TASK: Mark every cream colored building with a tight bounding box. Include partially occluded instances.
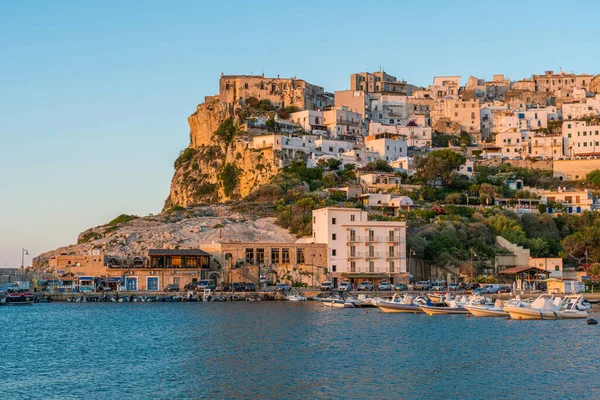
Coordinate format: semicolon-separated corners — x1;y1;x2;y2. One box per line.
530;134;562;159
562;120;600;157
535;187;596;214
431;99;480;133
553;159;600;181
350;71;417;95
311;207;407;285
563;96;600;120
369;121;432;147
529;258;563;278
494;130;529;158
291;110;328;135
532;70;593;95
334;90;370;119
430;76;461;99
323;106;365;140
365;132;407;162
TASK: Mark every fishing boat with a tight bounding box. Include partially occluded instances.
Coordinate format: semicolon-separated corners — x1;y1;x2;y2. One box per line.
504;295;589;320
376;294;425;313
0;290;35;306
465;298;509;318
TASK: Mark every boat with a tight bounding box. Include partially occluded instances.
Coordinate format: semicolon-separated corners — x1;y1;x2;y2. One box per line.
320;293;356;308
504;295;589;320
419;298;468;315
0;290;35;306
376;294;425;313
286;293;307;301
465;298;509;318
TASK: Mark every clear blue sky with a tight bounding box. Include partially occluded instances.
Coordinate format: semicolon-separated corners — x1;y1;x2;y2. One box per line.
1;0;598;267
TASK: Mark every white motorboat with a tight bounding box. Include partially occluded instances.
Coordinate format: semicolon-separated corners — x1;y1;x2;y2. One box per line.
286;293;307;302
320;294;356;308
376;294;424;313
420;298;468;315
504;295;589;320
465;299;509;318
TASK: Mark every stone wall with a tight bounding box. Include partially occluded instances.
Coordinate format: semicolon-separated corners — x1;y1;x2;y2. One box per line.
553;159;600;181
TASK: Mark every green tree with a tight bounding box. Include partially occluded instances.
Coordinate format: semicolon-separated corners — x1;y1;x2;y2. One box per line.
413;149;466;186
586;169;600;186
365;159;393;172
214;118;238;144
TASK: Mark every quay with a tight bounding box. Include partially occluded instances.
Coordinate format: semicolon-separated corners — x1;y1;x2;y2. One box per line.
30;290;600;302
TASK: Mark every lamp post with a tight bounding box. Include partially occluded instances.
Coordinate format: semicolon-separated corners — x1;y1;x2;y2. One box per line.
21;247;29;280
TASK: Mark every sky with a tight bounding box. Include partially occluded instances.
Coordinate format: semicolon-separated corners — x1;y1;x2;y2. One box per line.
1;0;599;267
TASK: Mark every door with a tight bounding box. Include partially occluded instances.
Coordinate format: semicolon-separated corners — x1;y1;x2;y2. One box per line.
126;277;137;291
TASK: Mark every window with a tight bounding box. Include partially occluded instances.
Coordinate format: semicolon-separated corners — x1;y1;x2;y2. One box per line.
350;230;356;241
256;248;265;264
368;246;375;257
389;261;395;273
271;249;280;264
350;261;356;273
454;112;458;117
332;249;337;256
368;230;375;241
332;233;337;241
332;218;336;225
332;265;337;272
282;248;290;264
313;216;316;223
173;277;180;286
244;83;248;89
245;249;254;264
369;261;375;273
147;277;159;291
389;246;395;257
225;83;230;90
568;124;571;129
388;230;395;241
296;248;305;263
350;246;356;257
555;266;560;272
350;214;355;222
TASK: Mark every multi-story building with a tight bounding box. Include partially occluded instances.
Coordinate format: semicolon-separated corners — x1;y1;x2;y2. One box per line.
530;134;562;159
219;74;333;110
323;106;365;140
365;132;407;162
491;110;519;134
494;130;529;158
314;138;355;156
369;122;432;147
563;95;600;120
431;99;481;133
516;106;559;131
350;71;416;95
311;207;407;286
532;70;593;95
535;187;597;214
290;110;328;135
339;149;382;168
562;120;600;157
529;258;563;278
334;90;370;119
430;76;461;99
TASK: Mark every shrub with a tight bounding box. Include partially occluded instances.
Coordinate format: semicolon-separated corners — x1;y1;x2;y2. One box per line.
219;163;239;197
174;148;196;169
107;214;137;226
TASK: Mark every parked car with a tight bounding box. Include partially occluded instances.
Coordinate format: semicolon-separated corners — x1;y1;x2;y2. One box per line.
232;282;243;291
496;286;511;293
413;281;430;291
357;281;374;291
431;282;445;291
184;282;201;291
338;282;352;292
242;282;256;292
197;280;216;290
394;283;408;291
378;281;393;291
448;283;460;291
164;284;180;292
320;281;333;291
275;283;291;292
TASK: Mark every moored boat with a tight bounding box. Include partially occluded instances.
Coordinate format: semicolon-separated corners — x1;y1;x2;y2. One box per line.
465;299;509;318
504;295;589;320
0;290;35;306
376;294;424;313
420;298;468;315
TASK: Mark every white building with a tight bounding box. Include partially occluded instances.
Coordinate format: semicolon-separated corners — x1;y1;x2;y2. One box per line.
315;138;355;156
339;149;382;168
563;95;600;120
562;120;600;157
365;133;407;162
529;258;563;279
535;187;597;214
494;130;529;158
311;207;407;286
323;106;365;140
369;121;432;147
290;110;328;135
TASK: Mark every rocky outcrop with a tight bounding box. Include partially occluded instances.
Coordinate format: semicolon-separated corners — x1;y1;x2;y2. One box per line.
163;140;280;210
33;205;295;267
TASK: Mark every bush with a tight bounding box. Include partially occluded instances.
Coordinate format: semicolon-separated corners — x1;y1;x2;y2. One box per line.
219;163;239;197
107;214;137;226
213;118;238;144
174;148;196;169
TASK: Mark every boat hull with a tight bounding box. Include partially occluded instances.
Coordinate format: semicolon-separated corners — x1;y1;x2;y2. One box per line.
465;306;508;318
420;305;468;315
377;302;422;313
505;307;588;320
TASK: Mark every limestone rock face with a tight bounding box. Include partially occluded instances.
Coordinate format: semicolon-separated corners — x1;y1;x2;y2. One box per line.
163;140;280;210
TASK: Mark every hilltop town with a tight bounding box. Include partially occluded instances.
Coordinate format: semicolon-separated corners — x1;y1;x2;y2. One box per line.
28;69;600;293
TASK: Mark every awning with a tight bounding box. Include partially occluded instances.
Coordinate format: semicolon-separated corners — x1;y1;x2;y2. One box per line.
78;276;94;281
99;277;121;283
499;266;549;275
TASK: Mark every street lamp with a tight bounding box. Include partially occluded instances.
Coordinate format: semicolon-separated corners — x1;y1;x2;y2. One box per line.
21;247;29;280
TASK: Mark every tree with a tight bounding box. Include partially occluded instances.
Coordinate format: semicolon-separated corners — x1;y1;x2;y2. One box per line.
214;118;238;144
365;159;393;172
413;149;466;186
265;117;276;132
586;169;600;187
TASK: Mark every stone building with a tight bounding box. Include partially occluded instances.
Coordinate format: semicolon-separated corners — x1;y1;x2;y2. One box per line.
532;70;593;95
350;71;417;95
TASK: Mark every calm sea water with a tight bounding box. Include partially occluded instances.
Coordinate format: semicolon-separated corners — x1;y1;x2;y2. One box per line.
1;302;599;399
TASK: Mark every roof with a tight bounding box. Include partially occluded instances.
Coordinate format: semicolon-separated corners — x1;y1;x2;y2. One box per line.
499;266;549;275
148;249;211;257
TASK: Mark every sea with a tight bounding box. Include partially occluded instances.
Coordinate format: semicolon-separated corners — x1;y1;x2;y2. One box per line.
1;302;599;399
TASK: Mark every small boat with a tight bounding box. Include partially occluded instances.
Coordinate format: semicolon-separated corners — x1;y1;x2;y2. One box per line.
376;294;425;313
321;293;356;308
465;299;509;318
0;290;35;306
504;295;589;320
286;293;307;302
